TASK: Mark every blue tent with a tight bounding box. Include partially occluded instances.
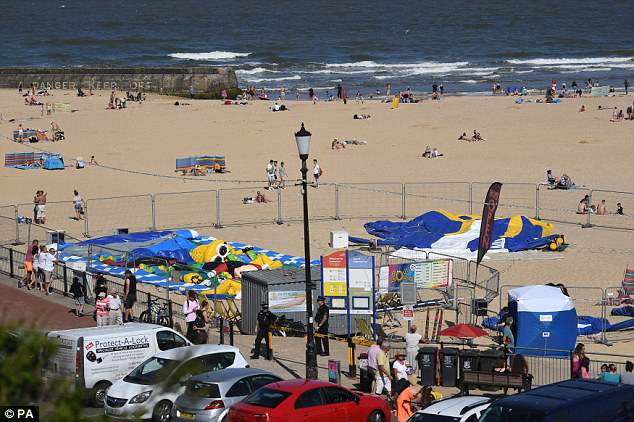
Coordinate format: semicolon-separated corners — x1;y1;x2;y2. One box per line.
43;155;64;170
509;285;577;357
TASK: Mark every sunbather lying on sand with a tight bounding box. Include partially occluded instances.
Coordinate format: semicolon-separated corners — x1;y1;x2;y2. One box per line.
353;114;371;119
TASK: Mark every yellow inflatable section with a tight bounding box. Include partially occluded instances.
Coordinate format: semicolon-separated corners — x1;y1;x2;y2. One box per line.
202;279;241;296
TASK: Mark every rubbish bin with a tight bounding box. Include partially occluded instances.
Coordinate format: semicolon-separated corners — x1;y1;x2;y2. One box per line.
440;347;459;387
479;348;504;372
417;347;438;386
459;349;480;375
358;354;372;393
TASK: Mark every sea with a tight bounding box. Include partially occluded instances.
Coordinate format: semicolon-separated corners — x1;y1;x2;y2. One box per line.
3;0;634;95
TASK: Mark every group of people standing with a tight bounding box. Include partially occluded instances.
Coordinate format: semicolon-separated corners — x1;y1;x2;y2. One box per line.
571;342;634;385
20;239;55;294
265;160;288;190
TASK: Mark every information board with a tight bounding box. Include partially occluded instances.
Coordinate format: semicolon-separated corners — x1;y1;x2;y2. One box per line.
347;251;374;315
380;259;453;292
322;251;347;297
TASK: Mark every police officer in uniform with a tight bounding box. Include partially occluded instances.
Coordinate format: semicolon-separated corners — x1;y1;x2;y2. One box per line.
315;296;330;356
251;302;276;360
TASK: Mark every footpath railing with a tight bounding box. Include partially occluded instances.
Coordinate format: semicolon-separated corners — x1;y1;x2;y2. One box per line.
2;181;633;242
0;243;176;328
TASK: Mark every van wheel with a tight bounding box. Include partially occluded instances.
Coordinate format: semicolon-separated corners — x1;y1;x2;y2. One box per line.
368;410;385;422
91;381;111;407
152;400;173;422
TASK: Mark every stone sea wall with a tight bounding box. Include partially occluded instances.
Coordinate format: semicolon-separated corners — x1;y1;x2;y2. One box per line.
0;67;238;98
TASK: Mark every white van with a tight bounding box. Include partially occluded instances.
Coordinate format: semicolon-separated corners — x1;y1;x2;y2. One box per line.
46;323;191;407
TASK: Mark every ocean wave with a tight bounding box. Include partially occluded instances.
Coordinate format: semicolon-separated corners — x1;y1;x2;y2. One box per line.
470;71;496;76
513;70;535;74
244;75;302;83
329;79;343;82
235;67;278;75
297;86;335;91
458;80;479;84
325;60;469;70
506;56;633;65
561;67;612;73
169;51;251;60
299;69;376;75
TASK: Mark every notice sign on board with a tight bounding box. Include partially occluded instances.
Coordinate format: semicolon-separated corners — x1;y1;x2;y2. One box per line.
403;305;414;321
322;251;347;297
382;259;453;292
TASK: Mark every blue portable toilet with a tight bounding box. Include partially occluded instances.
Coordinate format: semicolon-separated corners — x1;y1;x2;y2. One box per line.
43;155;64;170
508;285;577;357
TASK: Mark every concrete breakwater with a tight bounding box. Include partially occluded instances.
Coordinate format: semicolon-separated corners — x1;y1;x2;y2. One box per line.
0;67;238;98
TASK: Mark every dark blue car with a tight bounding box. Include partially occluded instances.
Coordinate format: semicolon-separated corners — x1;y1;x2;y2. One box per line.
479;379;634;422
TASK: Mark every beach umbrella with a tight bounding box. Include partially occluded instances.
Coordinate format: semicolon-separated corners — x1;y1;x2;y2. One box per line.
439;323;489;339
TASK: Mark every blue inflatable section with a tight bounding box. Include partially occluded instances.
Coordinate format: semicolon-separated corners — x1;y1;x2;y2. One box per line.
611;306;634;317
485;315;634;337
356;211;555;252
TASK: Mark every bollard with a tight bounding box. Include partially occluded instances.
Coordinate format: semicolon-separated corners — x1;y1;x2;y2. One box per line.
347;338;356;377
267;330;273;360
229;321;234;346
63;265;68;296
219;318;224;344
9;249;15;278
168;300;174;328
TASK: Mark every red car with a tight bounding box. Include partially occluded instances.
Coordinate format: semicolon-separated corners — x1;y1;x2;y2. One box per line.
228;379;389;422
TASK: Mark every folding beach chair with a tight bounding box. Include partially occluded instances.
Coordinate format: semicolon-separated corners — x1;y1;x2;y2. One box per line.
621;267;634;304
354;317;375;340
376;293;402;328
374;324;406;344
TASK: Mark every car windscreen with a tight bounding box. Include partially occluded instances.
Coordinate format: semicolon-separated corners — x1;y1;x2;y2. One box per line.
185;380;221;398
123;357;179;385
479;405;546;422
408;414;460;422
243;387;291;408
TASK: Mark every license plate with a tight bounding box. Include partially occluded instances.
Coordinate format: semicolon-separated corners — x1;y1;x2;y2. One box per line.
105;407;123;416
177;411;196;420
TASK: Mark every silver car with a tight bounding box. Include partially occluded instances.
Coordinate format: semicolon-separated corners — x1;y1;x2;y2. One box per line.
173;368;282;422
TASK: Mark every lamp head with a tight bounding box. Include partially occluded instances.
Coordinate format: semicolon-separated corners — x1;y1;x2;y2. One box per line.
294;122;311;159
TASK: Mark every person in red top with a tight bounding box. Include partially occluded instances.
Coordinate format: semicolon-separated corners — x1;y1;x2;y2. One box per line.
396;374;422;422
96;292;110;327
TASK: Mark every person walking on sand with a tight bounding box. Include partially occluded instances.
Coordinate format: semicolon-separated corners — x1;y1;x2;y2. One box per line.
312;159;322;187
73;190;84;220
33;190;47;224
625;80;630;95
266;160;275;190
278;162;287;189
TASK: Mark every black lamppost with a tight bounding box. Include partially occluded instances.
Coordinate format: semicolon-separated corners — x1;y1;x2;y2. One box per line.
295;122;318;380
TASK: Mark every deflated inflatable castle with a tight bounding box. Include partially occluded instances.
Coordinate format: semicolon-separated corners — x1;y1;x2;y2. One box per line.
351;210;560;257
59;230;318;297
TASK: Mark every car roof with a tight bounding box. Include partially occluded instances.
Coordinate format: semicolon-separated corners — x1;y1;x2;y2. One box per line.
190;368;277;384
154;344;240;360
48;322;165;338
420;396;492;417
265;379;339;393
491;379;634;412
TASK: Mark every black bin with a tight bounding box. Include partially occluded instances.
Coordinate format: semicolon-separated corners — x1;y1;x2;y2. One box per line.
479;349;504;372
358;354;372;393
440;347;459;387
459;349;480;375
417;347;438;386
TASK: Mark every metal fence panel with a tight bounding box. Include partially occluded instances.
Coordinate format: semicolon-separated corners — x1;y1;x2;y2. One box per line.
588;190;634;231
280;183;336;223
536;185;590;225
218;187;278;226
17;201;84;238
338;183;402;219
154;190;217;230
86;195;153;237
404;182;470;218
472;182;537;218
0;216;17;246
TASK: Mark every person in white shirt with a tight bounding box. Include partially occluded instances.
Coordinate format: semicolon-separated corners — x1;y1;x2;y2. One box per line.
405;325;423;371
622;361;634;385
392;353;409;380
265;160;275;190
108;292;123;325
312;159;321;187
39;246;56;295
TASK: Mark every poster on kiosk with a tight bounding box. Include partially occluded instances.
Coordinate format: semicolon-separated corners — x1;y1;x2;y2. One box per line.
321;250;375;337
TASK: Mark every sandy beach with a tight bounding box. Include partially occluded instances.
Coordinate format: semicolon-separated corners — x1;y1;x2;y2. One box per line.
1;88;633;355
